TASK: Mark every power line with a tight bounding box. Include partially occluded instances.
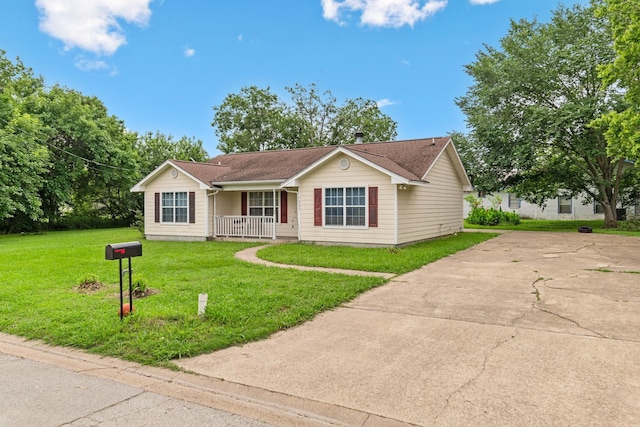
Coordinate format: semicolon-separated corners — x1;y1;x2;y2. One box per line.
0;115;138;172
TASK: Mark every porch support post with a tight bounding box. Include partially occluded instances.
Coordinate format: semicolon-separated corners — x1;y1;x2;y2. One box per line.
272;189;277;240
213;192;217;238
204;190;209;239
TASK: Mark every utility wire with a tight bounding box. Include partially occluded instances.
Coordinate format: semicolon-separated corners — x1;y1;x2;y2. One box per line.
0;115;138;172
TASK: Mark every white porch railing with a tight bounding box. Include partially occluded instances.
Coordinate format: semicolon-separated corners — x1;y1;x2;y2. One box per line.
214;216;275;239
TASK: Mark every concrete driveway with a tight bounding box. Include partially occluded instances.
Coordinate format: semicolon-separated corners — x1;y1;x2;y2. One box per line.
177;231;640;426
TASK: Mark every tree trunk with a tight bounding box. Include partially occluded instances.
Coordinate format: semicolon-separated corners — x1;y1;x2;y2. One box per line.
603;205;617;228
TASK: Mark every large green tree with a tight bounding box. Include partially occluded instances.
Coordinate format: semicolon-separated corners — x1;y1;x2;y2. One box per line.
136;131;209;176
456;4;627;227
0;51;47;230
212;83;397;153
593;0;640;160
28;86;139;224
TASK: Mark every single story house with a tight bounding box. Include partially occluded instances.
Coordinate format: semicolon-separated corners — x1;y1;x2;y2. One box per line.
463;191;638;220
131;137;472;246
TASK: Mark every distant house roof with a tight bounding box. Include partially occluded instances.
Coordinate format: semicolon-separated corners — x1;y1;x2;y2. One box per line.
132;137;471;191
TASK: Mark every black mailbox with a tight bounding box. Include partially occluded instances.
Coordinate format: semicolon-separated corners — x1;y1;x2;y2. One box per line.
105;241;142;260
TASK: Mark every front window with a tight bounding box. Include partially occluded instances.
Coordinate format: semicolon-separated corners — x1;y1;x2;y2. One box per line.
162;192;188;223
249;191;279;220
594;200;605;214
558;196;572;214
325;187;366;227
508;194;521;209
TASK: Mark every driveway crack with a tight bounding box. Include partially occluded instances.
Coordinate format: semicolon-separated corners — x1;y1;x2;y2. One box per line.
532;306;607;338
433;331;517;424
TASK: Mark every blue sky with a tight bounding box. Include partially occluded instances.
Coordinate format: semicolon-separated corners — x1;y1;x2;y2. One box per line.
2;0;588;156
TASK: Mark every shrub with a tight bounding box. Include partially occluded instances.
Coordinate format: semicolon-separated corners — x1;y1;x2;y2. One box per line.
465;193;521;226
619;215;640;231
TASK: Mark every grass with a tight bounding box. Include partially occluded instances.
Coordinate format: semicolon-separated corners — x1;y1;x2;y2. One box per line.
0;228;386;367
258;232;498;275
464;219;640;236
0;228;496;368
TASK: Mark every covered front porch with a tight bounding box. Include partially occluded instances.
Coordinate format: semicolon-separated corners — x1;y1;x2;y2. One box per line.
210;188;298;240
214;215;277;239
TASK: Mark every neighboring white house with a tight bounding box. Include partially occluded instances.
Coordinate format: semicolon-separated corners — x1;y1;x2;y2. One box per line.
463;191;638;220
131;137;473;246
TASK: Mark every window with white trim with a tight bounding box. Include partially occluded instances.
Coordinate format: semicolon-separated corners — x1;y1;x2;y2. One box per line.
593;200;605;214
558;196;572;214
249;191;279;220
508;194;521;209
325;187;366;226
162;192;188;223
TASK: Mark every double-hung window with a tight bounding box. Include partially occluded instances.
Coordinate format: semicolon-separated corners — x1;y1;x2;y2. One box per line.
508;194;521;209
162;192;188;223
593;199;605;214
249;191;279;221
558;196;572;214
325;187;366;226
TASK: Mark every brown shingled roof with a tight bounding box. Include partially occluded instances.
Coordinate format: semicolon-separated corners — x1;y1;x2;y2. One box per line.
206;146;335;182
344;137;450;181
173;137;452;185
170;160;230;184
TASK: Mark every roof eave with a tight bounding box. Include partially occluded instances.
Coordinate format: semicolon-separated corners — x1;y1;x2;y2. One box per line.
281;146;417;187
130;160;214;192
422;138;473;189
213;179;285;191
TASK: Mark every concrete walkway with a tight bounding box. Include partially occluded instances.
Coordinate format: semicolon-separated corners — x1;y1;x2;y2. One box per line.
235;245;396;279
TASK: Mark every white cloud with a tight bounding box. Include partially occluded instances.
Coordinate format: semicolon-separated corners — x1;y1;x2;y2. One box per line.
377;98;397;108
469;0;499;4
401;59;411;66
74;57;108;71
35;0;152;56
238;34;244;42
321;0;447;27
184;47;195;57
74;56;118;75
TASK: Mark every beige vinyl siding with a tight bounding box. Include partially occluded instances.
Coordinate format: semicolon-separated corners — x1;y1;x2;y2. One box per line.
143;169;207;240
397;149;463;244
214;192;241;216
298;156;396;245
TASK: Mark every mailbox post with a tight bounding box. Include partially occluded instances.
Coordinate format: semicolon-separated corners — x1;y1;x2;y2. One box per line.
105;241;142;320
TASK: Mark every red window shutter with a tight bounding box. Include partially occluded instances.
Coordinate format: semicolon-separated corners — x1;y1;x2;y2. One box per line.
241;192;247;216
189;192;196;223
280;191;288;223
369;187;378;227
154;193;160;223
314;188;322;226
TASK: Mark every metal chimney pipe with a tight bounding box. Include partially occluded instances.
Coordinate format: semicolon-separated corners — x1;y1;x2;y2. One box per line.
355;131;364;144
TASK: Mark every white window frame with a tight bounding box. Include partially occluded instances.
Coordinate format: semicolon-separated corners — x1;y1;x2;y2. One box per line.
508;194;521;209
558;196;572;214
593;200;605;214
248;191;279;222
324;187;367;228
162;191;188;223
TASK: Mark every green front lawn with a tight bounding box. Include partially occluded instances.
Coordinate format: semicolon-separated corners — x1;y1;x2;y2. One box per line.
258;232;498;275
0;228;386;367
0;228;496;367
464;219;640;236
